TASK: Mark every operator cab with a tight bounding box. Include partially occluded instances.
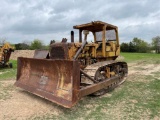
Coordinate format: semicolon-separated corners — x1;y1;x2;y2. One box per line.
73;21;120;58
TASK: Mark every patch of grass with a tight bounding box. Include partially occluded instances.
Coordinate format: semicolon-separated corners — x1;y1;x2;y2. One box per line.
0;60;17;80
29;74;160;120
0;53;159;120
136;77;160;118
121;52;160;63
151;71;160;78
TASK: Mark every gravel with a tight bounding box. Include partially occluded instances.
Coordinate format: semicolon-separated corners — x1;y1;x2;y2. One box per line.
10;50;35;60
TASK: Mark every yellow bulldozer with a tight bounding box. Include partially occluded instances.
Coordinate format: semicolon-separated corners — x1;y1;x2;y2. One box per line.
0;43;14;68
14;21;128;108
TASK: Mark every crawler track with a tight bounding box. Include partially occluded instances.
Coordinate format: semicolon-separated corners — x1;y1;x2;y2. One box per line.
81;60;128;96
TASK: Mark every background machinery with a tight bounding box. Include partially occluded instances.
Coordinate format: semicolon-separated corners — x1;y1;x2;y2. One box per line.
0;43;14;68
15;21;128;108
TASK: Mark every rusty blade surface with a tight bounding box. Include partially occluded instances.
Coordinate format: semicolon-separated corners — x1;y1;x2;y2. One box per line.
15;57;80;108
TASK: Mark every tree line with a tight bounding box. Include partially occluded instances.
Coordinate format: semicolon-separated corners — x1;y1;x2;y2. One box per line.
14;39;55;50
1;36;160;53
0;38;48;50
120;36;160;53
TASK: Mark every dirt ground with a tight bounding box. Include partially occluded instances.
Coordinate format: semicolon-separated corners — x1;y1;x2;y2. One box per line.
0;52;160;120
0;61;159;120
10;50;35;60
0;84;61;120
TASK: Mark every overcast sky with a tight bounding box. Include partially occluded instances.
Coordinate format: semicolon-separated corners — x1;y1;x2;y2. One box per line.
0;0;160;44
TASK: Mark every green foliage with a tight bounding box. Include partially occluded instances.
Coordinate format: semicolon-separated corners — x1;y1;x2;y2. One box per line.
14;39;51;50
30;39;44;50
152;36;160;49
152;36;160;53
129;41;136;52
121;37;150;53
132;37;150;53
15;43;30;50
120;43;129;52
43;45;49;50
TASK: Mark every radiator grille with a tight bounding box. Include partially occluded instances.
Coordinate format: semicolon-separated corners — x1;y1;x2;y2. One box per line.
50;46;65;59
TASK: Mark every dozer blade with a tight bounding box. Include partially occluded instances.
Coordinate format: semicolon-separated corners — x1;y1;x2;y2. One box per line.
15;57;80;108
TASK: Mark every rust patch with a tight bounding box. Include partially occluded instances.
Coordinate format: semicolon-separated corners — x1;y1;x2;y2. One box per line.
15;57;80;108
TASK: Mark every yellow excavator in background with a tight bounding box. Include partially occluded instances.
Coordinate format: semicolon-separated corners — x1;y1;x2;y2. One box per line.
0;43;14;68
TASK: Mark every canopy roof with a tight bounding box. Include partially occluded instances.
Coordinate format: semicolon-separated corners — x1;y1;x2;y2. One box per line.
73;21;117;32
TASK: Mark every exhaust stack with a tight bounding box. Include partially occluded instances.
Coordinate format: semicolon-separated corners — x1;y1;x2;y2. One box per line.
71;31;74;42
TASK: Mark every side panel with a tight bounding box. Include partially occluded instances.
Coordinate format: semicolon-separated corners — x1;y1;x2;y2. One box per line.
15;57;80;108
33;50;49;59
